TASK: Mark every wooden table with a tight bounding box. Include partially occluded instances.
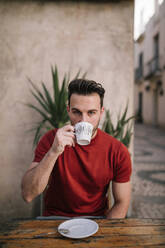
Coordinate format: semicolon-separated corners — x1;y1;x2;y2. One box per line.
0;218;165;247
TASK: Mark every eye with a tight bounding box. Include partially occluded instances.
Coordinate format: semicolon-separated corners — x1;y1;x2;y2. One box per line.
72;110;81;115
88;111;96;116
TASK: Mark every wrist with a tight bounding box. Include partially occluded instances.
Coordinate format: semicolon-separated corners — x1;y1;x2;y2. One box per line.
48;147;61;158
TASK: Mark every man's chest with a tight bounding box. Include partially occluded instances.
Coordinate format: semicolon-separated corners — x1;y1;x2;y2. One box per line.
56;147;114;190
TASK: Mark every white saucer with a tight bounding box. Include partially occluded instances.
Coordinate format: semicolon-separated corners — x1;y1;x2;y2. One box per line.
58;218;99;239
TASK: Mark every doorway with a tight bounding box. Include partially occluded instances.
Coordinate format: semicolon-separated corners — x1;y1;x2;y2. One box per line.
137;92;143;123
153;88;158;126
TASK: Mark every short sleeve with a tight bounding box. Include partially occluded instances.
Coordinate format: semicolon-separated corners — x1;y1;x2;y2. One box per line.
113;143;132;183
33;129;57;163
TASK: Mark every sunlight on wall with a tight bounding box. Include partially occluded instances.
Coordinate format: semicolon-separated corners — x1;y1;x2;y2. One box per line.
134;0;164;40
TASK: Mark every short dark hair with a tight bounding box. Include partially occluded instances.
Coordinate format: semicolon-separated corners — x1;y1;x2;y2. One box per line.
68;79;105;107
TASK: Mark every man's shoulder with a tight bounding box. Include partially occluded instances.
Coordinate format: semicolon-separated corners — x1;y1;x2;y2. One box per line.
98;129;130;155
33;128;57;162
44;128;57;137
98;128;122;146
37;128;57;147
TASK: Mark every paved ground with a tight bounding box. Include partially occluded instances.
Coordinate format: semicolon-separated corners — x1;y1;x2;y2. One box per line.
131;123;165;218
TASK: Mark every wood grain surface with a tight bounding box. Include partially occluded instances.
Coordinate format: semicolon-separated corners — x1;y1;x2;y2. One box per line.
0;218;165;247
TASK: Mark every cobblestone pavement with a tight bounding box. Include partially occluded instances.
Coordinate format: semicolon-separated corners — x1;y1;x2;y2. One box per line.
131;123;165;218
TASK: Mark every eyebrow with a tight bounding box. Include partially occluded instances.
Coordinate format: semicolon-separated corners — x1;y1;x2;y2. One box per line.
71;108;98;112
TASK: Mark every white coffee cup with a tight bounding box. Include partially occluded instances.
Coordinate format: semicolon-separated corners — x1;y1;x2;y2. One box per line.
75;122;93;145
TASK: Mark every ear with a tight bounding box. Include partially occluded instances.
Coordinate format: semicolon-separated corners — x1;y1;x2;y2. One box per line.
101;106;104;114
100;106;104;118
67;105;70;113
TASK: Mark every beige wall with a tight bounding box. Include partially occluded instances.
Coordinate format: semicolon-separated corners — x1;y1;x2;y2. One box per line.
0;0;134;222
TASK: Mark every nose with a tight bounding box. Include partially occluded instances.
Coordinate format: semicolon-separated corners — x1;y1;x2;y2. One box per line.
80;113;88;122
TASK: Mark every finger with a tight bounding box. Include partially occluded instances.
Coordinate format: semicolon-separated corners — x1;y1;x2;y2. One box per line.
64;139;74;147
64;137;75;147
63;131;75;138
72;138;75;147
62;125;74;132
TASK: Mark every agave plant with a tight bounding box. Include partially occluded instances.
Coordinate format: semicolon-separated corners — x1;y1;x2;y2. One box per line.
102;104;135;148
26;65;86;146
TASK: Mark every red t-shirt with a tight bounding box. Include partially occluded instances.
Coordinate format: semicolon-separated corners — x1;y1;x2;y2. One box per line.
33;128;132;217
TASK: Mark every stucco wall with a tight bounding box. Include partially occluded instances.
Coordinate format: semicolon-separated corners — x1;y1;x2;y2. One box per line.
0;0;134;222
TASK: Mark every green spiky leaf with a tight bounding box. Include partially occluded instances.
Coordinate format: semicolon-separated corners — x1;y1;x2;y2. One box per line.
26;65;86;146
102;105;135;148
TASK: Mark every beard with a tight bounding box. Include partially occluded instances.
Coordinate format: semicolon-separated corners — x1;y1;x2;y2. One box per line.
91;119;100;138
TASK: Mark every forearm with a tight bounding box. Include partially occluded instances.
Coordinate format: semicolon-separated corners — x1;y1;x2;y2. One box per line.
21;149;59;202
106;201;129;219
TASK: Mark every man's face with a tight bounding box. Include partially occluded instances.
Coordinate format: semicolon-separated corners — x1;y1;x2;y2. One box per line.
67;93;104;137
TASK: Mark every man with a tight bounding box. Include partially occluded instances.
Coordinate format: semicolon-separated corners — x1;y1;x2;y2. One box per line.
21;79;132;219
